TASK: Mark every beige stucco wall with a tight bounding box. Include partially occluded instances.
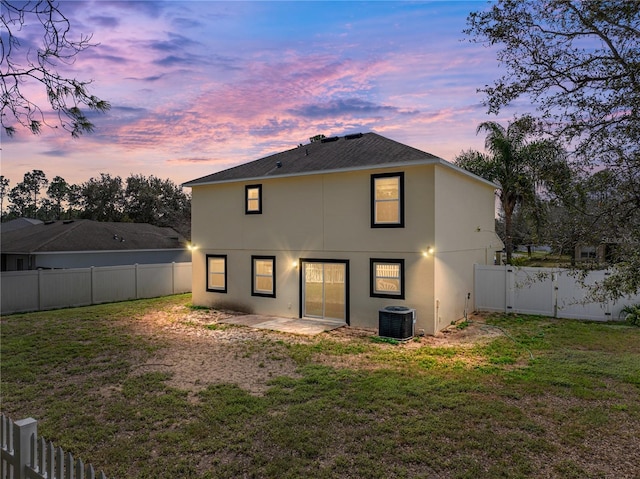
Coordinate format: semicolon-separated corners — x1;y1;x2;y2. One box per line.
191;248;435;331
190;162;496;334
432;166;501;329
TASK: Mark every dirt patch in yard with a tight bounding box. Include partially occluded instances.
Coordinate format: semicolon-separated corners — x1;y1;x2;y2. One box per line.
130;307;502;396
130;307;304;396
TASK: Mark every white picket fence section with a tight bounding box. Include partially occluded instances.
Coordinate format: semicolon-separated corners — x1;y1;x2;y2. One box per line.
0;262;192;315
0;415;107;479
474;264;640;320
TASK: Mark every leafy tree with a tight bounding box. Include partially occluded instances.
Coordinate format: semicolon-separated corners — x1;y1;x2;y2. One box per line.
8;182;31;217
1;0;110;136
78;173;125;222
66;183;84;218
465;1;639;167
47;176;70;219
124;174;191;238
37;198;57;221
23;169;48;215
0;176;9;219
455;117;566;263
7;169;48;218
465;0;640;299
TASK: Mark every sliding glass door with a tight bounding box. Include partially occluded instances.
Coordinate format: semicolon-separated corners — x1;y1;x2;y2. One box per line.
302;261;347;322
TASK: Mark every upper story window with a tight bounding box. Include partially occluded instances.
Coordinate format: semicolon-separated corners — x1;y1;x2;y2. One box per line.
245;184;262;214
371;172;404;228
206;254;227;293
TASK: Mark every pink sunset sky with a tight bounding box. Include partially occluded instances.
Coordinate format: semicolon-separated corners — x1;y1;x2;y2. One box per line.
2;0;527;190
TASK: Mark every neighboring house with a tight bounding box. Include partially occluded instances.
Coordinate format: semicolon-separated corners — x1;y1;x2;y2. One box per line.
1;219;190;271
0;217;43;232
184;132;502;335
575;244;603;263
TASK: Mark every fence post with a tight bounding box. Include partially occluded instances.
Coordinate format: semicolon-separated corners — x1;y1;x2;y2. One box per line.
604;271;613;320
91;266;96;305
503;265;508;313
13;417;37;479
552;271;559;318
38;269;44;311
172;262;176;294
135;263;139;299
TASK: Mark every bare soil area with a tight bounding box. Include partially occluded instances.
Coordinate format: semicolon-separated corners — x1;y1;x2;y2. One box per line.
130;307;500;396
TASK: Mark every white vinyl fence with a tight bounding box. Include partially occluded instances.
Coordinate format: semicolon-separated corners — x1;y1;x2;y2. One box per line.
474;264;640;321
1;414;107;479
0;262;191;315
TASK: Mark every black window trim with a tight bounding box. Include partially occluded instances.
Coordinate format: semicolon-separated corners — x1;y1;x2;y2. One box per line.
245;184;263;214
370;258;405;299
206;254;228;293
371;172;404;228
251;255;276;298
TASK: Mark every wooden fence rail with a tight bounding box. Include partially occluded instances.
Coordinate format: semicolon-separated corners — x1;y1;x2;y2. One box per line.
0;415;108;479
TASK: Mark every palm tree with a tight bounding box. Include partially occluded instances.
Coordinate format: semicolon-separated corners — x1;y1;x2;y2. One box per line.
455;116;566;264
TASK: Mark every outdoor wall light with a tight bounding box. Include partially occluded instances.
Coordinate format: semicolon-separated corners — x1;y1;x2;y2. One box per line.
422;246;434;257
187;243;198;251
292;261;299;268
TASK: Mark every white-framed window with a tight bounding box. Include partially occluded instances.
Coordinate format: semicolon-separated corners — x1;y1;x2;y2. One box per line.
370;258;405;299
245;184;262;214
206;254;227;293
371;172;404;227
252;255;276;297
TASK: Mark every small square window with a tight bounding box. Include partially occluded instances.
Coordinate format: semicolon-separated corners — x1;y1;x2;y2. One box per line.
252;256;276;297
371;172;404;227
246;184;262;214
206;254;227;293
370;258;405;299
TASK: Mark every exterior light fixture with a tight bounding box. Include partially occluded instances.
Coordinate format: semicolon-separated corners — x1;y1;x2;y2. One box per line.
292;260;298;268
187;243;198;251
422;246;434;257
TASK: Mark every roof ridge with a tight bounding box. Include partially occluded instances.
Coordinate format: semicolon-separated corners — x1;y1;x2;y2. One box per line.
183;132;444;187
33;219;84;252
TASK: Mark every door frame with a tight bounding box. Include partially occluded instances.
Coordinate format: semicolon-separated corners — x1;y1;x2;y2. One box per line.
298;258;350;325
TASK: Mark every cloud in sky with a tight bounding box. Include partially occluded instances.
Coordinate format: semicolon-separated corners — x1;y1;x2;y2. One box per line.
2;0;523;190
289;98;419;119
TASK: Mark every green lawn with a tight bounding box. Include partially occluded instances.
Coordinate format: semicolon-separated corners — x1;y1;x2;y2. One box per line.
2;295;639;478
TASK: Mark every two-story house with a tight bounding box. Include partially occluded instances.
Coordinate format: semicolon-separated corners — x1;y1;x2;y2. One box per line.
183;132;501;335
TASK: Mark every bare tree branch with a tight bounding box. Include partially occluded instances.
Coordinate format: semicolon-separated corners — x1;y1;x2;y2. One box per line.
1;0;110;137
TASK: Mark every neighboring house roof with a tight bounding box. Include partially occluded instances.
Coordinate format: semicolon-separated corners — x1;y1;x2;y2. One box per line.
183;132;497;188
1;218;44;233
0;220;186;254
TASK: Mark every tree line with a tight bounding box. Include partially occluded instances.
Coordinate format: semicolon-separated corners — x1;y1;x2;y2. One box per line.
0;171;191;239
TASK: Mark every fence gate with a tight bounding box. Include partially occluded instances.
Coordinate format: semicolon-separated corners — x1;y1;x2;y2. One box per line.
474;265;635;321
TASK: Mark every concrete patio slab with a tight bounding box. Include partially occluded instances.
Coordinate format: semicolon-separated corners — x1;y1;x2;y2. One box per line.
219;315;345;335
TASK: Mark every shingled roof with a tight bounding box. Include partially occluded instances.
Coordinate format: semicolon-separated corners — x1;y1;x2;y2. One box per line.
0;217;43;233
183;132;445;187
0;220;186;254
